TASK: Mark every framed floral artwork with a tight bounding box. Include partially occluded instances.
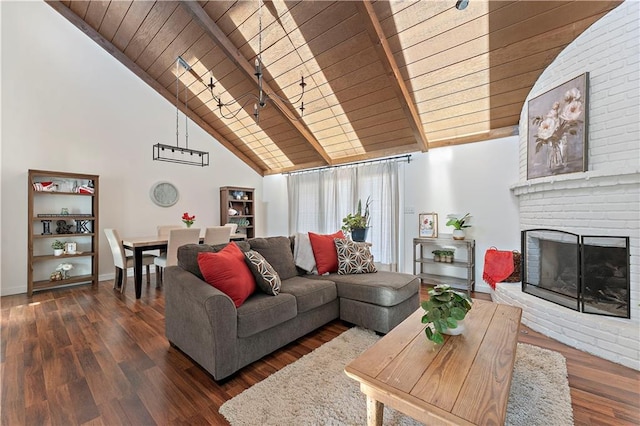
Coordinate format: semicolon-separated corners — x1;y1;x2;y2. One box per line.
527;73;588;179
419;213;438;238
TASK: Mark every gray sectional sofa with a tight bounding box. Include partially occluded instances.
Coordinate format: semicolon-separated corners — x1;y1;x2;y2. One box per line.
164;236;419;381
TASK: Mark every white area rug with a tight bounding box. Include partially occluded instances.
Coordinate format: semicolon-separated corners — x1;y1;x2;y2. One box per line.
220;327;573;426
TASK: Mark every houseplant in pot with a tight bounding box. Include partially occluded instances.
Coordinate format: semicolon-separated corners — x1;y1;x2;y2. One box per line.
446;213;471;240
421;284;473;344
341;196;371;242
52;240;65;256
442;249;455;263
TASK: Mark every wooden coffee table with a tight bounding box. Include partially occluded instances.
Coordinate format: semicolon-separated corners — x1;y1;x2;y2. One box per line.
345;299;522;425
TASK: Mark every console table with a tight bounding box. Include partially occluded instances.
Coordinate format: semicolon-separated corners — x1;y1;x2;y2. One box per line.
413;235;475;294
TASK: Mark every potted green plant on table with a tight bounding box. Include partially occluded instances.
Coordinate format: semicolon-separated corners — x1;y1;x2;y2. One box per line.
341;196;371;242
446;213;471;240
432;249;442;262
421;284;473;344
52;240;65;256
442;249;455;263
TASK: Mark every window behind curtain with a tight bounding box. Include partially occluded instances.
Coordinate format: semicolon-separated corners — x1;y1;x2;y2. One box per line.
287;161;400;268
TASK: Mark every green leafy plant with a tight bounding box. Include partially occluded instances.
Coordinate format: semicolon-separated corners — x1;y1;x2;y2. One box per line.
51;240;65;250
421;284;473;344
445;213;471;230
341;196;371;233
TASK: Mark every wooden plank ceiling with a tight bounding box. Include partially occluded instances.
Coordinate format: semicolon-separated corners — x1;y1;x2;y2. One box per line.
48;0;621;175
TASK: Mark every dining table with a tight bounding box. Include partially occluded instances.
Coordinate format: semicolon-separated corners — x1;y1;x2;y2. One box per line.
121;232;247;299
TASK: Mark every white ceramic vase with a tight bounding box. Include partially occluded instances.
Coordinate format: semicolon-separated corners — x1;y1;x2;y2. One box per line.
443;319;466;336
452;229;465;240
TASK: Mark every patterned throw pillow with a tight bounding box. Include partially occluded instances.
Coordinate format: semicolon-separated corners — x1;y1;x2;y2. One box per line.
244;250;281;295
335;239;377;275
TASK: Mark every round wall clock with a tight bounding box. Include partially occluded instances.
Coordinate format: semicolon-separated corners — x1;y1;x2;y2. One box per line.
150;181;179;207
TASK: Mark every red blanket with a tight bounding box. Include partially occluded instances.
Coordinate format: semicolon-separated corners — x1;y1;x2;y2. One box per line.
483;248;514;289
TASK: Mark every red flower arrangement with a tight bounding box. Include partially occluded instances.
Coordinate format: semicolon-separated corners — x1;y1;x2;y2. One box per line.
182;212;196;227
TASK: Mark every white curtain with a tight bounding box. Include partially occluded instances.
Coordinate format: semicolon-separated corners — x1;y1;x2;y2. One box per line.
287;160;400;268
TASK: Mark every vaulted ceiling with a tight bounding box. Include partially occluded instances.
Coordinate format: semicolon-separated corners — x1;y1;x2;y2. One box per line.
47;0;621;175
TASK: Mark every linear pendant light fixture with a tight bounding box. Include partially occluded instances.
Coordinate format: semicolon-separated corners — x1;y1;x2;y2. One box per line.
153;57;210;167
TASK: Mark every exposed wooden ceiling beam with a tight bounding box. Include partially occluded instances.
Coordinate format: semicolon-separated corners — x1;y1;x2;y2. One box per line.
428;126;520;148
355;0;429;152
180;0;333;166
45;0;265;176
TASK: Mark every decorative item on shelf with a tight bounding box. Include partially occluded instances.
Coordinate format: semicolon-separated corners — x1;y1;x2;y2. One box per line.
419;212;438;238
75;220;91;233
228;208;239;216
431;249;454;263
421;284;473;344
65;242;77;255
443;249;454;263
242;195;249;200
50;271;63;281
32;181;57;192
61;208;69;215
56;220;73;234
182;212;196;228
76;184;94;194
41;220;52;235
432;250;442;262
341;196;371;242
446;213;471;240
52;240;65;256
55;263;73;280
234;218;250;227
232;191;244;200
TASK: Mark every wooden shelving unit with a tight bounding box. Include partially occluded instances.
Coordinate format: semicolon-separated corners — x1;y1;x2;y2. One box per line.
220;186;255;239
413;235;475;294
28;170;99;296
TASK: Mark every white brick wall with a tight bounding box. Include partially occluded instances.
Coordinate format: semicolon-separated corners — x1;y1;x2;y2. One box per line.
506;1;640;370
494;283;639;370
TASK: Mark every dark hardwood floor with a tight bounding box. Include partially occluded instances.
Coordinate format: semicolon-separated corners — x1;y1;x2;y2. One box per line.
1;279;638;425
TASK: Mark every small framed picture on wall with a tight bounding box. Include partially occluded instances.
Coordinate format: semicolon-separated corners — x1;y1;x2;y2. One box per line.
419;213;438;238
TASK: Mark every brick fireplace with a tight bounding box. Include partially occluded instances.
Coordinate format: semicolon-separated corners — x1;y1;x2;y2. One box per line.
493;3;639;370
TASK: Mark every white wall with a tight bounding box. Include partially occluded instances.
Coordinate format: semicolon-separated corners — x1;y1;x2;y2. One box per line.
0;1;263;295
262;137;522;293
401;138;520;292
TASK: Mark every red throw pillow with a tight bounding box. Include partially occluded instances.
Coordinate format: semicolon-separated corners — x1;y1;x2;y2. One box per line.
308;231;346;275
197;242;256;307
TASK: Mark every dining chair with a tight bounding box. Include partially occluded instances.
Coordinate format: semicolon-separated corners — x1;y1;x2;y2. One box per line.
204;226;232;245
157;225;183;238
154;228;201;285
104;228;158;293
224;223;238;235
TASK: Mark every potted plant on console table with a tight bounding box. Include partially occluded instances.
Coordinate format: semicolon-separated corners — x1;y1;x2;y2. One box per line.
421;284;473;344
446;213;471;240
341;196;372;242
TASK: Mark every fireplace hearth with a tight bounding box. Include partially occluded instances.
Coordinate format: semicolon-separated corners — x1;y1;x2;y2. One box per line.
522;229;630;318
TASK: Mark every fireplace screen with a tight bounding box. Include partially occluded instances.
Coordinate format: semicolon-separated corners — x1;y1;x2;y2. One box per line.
522;229;629;319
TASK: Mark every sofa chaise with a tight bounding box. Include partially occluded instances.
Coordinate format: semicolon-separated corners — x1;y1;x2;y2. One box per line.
164;236;419;380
